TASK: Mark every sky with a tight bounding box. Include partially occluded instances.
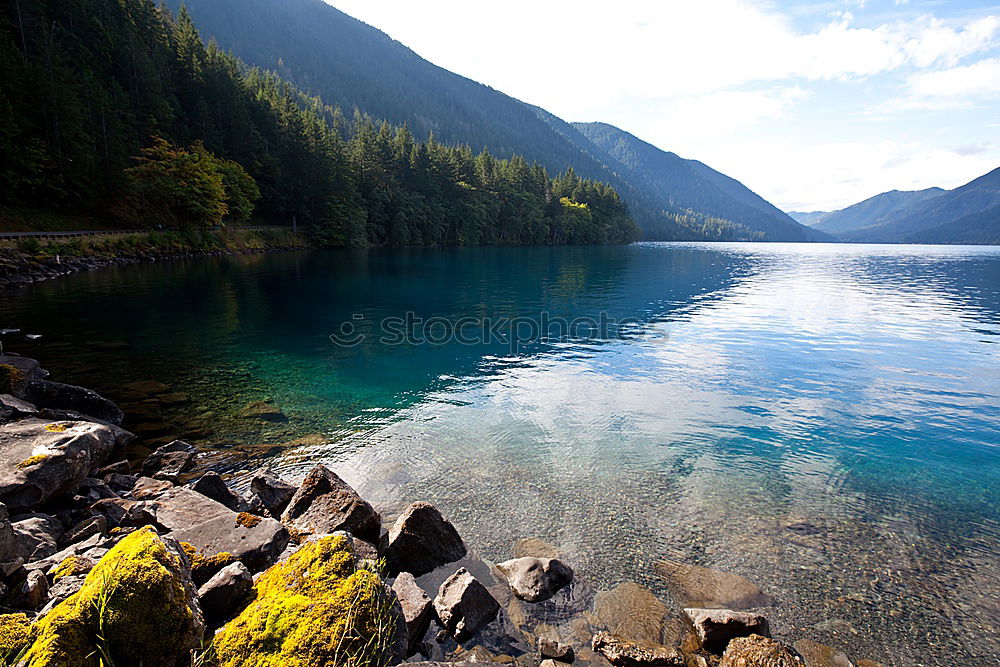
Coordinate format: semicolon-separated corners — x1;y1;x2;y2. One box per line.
326;0;1000;213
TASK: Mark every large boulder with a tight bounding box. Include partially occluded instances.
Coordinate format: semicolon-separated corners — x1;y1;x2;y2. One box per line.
683;608;770;654
212;534;406;667
0;502;16;562
19;380;124;425
654;560;775;610
433;567;500;642
385;502;466;577
496;556;573;603
141;440;196;479
0;419;132;512
191;472;250;513
197;561;253;626
151;487;289;573
392;571;433;656
249;469;296;517
20;527;205;666
591;631;685;667
280;464;381;543
0;393;38;423
720;635;803;666
593;582;672;644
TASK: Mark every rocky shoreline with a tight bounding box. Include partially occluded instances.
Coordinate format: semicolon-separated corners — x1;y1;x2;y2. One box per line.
0;231;306;291
0;352;885;666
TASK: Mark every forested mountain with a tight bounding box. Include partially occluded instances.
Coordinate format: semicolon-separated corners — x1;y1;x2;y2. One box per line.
164;0;817;242
0;0;637;246
570;122;822;241
907;204;1000;245
809;188;945;234
839;168;1000;243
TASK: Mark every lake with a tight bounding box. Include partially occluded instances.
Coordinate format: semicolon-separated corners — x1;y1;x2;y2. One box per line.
3;242;999;664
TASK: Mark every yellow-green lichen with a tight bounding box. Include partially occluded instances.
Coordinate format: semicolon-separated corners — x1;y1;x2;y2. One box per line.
235;512;262;528
213;535;402;667
17;454;50;469
180;542;237;584
44;423;69;433
51;556;90;583
21;526;202;667
0;364;26;394
0;613;36;661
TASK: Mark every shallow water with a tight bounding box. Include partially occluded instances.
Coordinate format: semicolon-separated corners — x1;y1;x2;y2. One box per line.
3;243;999;664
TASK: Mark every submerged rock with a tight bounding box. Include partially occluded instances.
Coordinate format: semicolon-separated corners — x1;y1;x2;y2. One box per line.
654;560;775;610
0;419;131;512
385;501;466;577
280;464;381;543
593;582;671;644
591;631;685;667
793;639;854;667
496;556;573;603
719;634;803;666
238;399;288;422
212;534;406;667
433;567;500;642
539;637;575;663
683;608;770;654
20;527;205;666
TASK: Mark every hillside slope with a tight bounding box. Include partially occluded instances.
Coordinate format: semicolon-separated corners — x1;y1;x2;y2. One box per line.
573;122;823;242
842;169;1000;243
814;188;944;234
166;0;817;242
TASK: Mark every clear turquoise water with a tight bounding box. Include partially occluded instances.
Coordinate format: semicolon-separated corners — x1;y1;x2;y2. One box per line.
3;243;999;664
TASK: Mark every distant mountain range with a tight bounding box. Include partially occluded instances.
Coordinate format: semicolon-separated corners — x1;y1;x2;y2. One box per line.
165;0;820;243
790;169;1000;244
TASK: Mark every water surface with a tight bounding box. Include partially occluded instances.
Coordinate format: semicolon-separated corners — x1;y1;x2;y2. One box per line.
3;243;999;665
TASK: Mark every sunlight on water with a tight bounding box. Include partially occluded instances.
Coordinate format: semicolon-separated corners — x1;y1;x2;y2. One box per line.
3;242;999;665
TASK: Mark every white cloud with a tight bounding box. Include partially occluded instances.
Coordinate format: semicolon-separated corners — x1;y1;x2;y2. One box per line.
908;57;1000;100
656;86;811;140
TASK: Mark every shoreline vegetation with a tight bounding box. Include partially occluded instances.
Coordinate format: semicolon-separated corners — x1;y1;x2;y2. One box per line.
0;352;887;666
1;0;638;250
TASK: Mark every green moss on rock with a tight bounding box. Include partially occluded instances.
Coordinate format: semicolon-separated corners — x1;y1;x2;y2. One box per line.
0;613;36;660
22;527;204;667
52;556;90;583
213;535;404;667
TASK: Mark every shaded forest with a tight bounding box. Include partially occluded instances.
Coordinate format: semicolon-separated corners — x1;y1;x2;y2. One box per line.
0;0;638;246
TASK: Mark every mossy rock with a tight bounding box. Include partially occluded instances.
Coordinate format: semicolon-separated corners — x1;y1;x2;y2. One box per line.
0;364;27;394
21;526;204;667
0;613;35;661
213;535;405;667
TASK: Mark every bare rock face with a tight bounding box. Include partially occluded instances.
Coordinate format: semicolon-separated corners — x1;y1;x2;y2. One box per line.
496;556;573;603
197;561;253;625
719;634;803;666
191;471;250;513
0;501;16;562
683;608;770;655
655;560;775;610
433;567;500;642
16;569;50;610
591;631;685;667
385;501;466;577
12;513;63;561
280;464;381;543
249;469;296;517
793;639;854;667
153;487;289;572
19;380;124;425
141;440;196;479
0;418;131;511
392;571;433;656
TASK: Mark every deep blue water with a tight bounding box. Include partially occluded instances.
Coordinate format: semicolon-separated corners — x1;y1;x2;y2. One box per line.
3;242;998;664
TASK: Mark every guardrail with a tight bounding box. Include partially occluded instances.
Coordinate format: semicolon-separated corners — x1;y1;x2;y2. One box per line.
0;225;292;240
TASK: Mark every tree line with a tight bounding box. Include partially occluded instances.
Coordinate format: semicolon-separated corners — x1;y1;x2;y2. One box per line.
0;0;637;246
